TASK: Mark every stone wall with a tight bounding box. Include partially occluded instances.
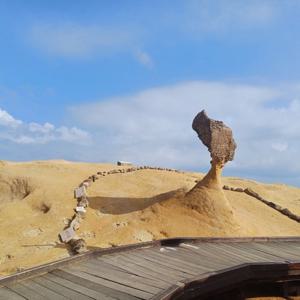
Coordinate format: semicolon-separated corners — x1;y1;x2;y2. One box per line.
59;165;183;254
223;185;300;223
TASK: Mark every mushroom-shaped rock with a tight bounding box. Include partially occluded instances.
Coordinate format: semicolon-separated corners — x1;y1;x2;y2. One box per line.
192;110;236;165
191;110;236;189
184;110;238;232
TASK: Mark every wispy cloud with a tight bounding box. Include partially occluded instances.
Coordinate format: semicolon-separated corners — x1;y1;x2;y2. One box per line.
134;50;153;68
70;80;300;185
30;23;135;58
27;1;282;66
0;108;91;145
29;22;154;68
183;0;278;34
271;142;288;152
0;108;22;128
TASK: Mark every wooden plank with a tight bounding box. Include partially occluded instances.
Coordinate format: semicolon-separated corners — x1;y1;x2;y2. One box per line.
199;243;260;264
1;238;300;288
162;247;219;271
0;241;160;287
85;258;167;289
229;243;288;262
279;244;300;255
194;243;250;265
178;244;237;269
0;287;26;300
177;246;236;269
251;243;300;261
142;248;211;273
235;244;285;261
82;258;132;274
70;263;160;294
7;283;48;300
280;241;300;251
179;243;236;266
214;243;278;262
126;251;194;277
59;268;152;299
204;243;258;263
97;255;175;285
1;239;299;300
21;280;68;300
33;276;94;300
272;245;300;260
170;243;236;272
120;253;186;281
45;273;116;300
51;270;137;300
132;248;199;273
272;242;300;258
79;260;164;291
133;249;201;275
277;242;300;253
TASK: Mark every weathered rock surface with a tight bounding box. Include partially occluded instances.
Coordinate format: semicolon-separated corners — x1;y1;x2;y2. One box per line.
184;110;238;231
190;110;237;189
192;110;236;164
68;238;87;254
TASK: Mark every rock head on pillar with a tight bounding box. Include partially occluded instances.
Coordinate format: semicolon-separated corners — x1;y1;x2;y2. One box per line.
184;110;239;232
191;110;236;189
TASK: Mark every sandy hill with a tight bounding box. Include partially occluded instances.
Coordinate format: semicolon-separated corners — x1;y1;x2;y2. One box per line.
0;160;300;275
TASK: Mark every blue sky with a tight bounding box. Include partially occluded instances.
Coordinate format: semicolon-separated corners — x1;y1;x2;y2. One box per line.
1;0;300;186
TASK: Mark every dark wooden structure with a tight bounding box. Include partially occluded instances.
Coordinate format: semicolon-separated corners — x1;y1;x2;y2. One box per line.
1;237;300;299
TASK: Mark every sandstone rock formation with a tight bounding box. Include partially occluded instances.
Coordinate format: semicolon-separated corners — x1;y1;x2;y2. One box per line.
184;110;238;231
192;110;236;165
191;110;236;189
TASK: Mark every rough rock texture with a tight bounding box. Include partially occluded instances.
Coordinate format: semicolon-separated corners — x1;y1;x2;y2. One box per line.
184;110;239;230
190;110;237;189
192;110;236;165
68;238;87;254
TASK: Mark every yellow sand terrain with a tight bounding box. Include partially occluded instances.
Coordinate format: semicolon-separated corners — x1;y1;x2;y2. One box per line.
0;160;299;275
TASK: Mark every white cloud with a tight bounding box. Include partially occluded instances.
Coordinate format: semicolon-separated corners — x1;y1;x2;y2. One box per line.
184;0;277;34
70;80;300;185
29;22;153;68
56;126;91;144
29;122;55;133
0;108;22;128
29;22;155;68
271;142;288;152
134;50;153;68
26;1;280;65
30;23;136;58
0;108;91;145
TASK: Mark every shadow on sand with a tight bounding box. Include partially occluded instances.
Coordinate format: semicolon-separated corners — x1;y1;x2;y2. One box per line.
88;188;186;215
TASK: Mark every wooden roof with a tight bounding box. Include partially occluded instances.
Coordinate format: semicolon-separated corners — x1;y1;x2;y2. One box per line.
1;237;300;299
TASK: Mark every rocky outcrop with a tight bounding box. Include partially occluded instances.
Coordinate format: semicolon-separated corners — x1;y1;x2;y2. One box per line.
224;185;300;223
192;110;236;165
191;110;236;189
184;111;238;231
59;165;185;254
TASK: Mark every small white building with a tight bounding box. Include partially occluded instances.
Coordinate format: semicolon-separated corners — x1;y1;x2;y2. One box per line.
117;161;132;166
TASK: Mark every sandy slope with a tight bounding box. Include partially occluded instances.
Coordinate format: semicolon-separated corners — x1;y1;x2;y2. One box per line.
0;160;299;275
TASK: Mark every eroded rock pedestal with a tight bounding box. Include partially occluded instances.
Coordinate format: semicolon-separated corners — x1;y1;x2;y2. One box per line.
184;110;238;232
192;110;236;189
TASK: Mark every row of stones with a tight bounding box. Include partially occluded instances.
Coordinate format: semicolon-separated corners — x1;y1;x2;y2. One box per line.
59;165;183;254
223;185;300;223
96;166;182;176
